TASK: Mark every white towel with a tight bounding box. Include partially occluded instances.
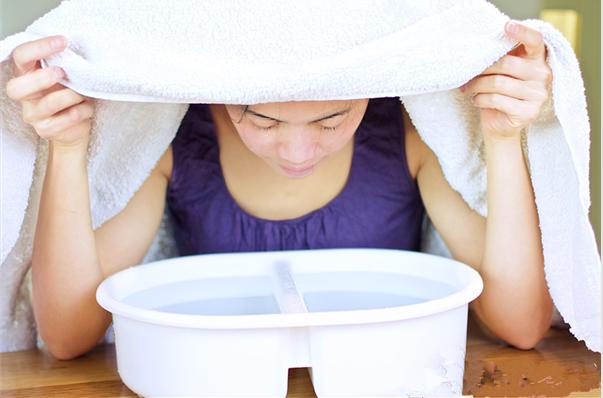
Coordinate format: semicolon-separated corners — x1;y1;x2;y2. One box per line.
0;0;599;354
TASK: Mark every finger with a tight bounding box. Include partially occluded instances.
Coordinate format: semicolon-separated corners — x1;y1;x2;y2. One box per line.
23;89;86;123
53;118;93;145
32;100;95;138
472;93;540;122
463;75;547;102
5;66;65;101
11;35;67;76
479;55;545;82
505;21;546;60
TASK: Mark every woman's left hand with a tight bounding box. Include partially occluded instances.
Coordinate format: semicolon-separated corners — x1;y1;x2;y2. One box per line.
460;20;553;140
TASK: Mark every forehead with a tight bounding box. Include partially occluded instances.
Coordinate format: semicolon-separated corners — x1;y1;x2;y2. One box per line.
247;99;362;123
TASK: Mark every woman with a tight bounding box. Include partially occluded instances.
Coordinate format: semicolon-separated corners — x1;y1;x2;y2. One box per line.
6;20;553;360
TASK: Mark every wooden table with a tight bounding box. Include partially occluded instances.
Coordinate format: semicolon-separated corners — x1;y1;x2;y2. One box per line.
1;312;600;397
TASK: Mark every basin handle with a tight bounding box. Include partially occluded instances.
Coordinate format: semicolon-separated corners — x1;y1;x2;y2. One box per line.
270;261;308;314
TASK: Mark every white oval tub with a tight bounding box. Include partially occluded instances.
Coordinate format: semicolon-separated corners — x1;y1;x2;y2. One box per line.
96;248;483;397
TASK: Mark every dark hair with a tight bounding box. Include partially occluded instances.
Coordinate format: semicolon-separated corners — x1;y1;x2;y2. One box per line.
236;105;250;123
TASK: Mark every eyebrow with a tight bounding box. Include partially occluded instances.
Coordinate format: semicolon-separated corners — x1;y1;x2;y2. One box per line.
245;107;351;123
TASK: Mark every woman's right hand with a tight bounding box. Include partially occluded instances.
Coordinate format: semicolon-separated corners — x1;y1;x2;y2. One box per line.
6;35;95;150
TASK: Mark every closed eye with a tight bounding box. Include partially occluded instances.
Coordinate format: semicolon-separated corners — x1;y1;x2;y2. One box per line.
320;125;338;131
253;121;341;131
257;124;339;132
257;124;278;130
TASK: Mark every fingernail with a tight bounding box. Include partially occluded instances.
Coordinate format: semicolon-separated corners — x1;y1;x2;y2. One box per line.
459;85;465;92
54;67;65;79
507;21;519;34
52;37;66;49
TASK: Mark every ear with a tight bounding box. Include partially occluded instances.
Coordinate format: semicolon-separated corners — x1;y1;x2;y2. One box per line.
224;104;245;123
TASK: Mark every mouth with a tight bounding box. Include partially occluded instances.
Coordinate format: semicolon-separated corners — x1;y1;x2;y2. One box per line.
279;163;315;178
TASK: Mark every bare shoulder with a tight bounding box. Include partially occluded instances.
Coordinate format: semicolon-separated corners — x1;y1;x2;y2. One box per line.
401;104;435;178
156;144;173;182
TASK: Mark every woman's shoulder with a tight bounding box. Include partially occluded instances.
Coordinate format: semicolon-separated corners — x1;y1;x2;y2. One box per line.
156;144;173;182
401;104;433;179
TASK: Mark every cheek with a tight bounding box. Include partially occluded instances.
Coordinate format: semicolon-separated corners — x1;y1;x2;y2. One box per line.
236;124;356;160
318;129;355;155
237;127;276;156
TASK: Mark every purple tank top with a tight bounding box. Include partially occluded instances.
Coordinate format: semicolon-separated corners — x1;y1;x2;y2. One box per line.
166;97;424;255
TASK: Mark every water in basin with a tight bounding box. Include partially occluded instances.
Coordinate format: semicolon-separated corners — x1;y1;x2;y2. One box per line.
121;271;457;315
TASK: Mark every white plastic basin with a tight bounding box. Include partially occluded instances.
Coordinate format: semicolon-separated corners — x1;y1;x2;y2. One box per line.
96;248;483;397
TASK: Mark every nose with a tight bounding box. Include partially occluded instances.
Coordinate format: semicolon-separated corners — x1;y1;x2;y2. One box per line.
277;127;317;165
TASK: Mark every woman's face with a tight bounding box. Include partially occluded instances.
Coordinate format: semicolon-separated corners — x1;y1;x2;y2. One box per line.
225;99;369;178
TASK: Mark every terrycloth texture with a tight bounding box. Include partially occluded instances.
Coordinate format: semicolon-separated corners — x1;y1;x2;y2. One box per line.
0;0;600;355
167;98;425;254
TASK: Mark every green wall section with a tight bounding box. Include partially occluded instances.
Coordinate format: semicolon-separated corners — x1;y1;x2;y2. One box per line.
1;0;60;38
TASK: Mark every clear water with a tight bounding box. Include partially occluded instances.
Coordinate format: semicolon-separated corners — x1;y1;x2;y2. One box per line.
298;272;456;312
122;276;279;315
157;295;280;315
303;291;424;312
121;271;457;316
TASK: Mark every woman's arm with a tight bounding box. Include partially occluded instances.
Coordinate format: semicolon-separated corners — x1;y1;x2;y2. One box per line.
409;20;554;349
479;131;552;348
7;35;175;360
410;121;552;350
6;36;172;359
32;144;172;360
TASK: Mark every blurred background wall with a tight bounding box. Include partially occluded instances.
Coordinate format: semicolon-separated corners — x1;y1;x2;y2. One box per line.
1;0;600;249
1;0;59;36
